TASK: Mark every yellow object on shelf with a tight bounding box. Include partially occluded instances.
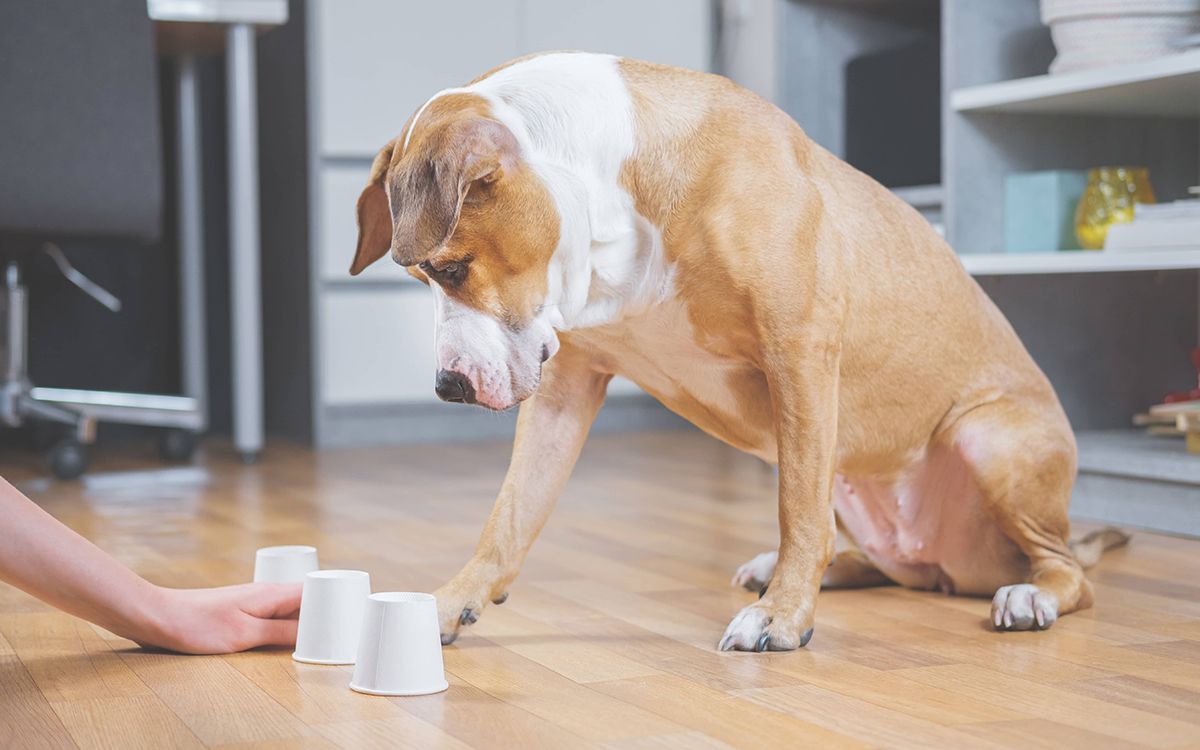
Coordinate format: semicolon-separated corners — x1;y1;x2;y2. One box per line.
1074;166;1156;250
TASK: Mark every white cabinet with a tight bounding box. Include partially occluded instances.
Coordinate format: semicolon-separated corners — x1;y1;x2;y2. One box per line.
320;288;438;405
306;0;712;441
316;163;416;284
313;0;521;157
520;0;710;71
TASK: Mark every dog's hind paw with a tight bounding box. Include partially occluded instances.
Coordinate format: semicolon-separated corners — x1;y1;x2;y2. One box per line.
991;583;1058;631
731;550;778;592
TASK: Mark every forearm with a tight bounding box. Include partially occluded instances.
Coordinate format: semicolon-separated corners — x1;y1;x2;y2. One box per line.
0;477;166;643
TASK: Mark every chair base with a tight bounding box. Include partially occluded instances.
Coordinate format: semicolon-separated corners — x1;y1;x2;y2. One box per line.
0;261;205;478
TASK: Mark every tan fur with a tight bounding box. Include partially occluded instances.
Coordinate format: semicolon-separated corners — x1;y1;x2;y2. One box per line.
612;59;1091;644
354;55;1111;649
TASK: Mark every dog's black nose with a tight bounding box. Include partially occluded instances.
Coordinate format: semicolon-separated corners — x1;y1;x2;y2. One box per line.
435;369;476;404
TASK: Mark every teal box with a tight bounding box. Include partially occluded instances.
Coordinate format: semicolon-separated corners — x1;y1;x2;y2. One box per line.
1003;170;1087;252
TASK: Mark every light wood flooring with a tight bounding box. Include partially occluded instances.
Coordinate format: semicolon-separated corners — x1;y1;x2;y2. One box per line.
2;430;1199;749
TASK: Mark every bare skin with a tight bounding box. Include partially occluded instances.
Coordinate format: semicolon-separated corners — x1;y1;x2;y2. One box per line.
0;477;300;654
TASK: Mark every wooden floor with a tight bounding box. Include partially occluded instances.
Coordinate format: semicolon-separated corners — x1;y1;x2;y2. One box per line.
2;430;1200;749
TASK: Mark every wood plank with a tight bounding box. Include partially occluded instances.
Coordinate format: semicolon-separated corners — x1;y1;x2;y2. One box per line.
590;674;867;749
115;651;315;747
896;663;1200;747
0;630;77;750
50;696;204;750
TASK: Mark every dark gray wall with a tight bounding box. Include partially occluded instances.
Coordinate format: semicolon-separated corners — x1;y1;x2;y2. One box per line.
980;271;1198;431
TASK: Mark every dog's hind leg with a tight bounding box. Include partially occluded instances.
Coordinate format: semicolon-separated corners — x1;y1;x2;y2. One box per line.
731;550;778;592
948;397;1092;631
433;345;611;645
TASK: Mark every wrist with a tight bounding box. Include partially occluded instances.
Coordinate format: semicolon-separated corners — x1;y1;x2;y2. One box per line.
123;582;180;650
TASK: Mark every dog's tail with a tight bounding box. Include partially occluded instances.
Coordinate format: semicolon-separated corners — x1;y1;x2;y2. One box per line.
1070;527;1131;569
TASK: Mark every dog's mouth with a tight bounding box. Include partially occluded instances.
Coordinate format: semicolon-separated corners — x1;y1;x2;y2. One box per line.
434;352;546;411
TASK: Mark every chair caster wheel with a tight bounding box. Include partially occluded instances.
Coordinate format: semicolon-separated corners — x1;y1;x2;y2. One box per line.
238;450;260;465
48;439;89;480
158;428;198;462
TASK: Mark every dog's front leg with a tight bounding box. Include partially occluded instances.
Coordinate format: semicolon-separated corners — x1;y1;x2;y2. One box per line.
719;330;841;652
435;344;610;645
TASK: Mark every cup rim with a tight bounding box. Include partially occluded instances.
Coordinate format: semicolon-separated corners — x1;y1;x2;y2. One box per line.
369;591;435;603
306;569;370;580
256;545;317;556
349;679;449;696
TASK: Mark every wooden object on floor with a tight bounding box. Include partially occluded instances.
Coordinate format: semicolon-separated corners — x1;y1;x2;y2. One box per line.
1;432;1198;749
1178;412;1200;454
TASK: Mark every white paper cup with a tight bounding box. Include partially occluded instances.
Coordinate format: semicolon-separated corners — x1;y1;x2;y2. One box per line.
253;545;319;583
350;592;449;696
293;570;372;665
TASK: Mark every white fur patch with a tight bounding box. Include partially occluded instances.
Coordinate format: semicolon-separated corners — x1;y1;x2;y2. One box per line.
467;53;674;330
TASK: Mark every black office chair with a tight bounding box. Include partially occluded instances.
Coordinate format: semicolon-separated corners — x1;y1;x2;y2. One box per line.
0;0;203;478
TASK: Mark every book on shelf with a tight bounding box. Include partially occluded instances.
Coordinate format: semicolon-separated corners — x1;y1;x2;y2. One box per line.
1105;199;1200;252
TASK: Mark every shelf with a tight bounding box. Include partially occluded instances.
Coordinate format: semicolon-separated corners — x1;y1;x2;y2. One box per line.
1077;429;1200;487
959;248;1200;275
951;50;1200;117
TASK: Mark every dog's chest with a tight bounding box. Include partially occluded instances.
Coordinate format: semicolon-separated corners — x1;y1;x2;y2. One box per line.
571;300;777;461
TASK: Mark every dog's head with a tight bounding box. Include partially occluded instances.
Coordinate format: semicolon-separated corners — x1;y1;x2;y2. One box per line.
350;94;562;411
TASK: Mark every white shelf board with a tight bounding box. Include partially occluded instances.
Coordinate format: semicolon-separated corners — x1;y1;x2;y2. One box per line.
960;248;1200;275
951;50;1200;117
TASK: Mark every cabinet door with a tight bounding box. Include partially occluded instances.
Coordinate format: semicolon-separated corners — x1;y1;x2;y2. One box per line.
317;164;419;284
520;0;711;71
320;287;439;405
313;0;521;157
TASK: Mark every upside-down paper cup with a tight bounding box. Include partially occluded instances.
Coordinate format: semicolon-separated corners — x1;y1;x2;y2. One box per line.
253;545;319;583
293;570;372;665
350;592;449;696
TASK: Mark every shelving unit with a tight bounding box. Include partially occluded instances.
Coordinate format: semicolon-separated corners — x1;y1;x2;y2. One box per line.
940;1;1200;533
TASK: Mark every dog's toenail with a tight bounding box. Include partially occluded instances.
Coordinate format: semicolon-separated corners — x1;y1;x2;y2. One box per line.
441;631;458;646
492;592;509;605
755;632;770;652
460;608;477;625
758;585;768;600
799;627;814;647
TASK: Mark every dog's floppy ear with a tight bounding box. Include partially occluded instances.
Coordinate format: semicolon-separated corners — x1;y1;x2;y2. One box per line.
350;139;398;276
389;117;516;267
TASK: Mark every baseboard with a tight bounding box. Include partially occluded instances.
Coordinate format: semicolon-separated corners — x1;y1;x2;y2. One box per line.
318;394;692;448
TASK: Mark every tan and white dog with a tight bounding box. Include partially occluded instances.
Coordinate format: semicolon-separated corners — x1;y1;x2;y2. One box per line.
350;52;1125;651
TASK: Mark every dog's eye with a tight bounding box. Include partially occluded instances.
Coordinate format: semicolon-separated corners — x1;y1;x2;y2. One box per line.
419;259;468;287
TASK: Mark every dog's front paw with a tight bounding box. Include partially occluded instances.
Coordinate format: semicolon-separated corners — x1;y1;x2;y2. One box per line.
433;578;510;645
718;596;814;652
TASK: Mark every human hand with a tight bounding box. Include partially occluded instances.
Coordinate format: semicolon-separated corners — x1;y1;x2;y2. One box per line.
136;582;302;654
